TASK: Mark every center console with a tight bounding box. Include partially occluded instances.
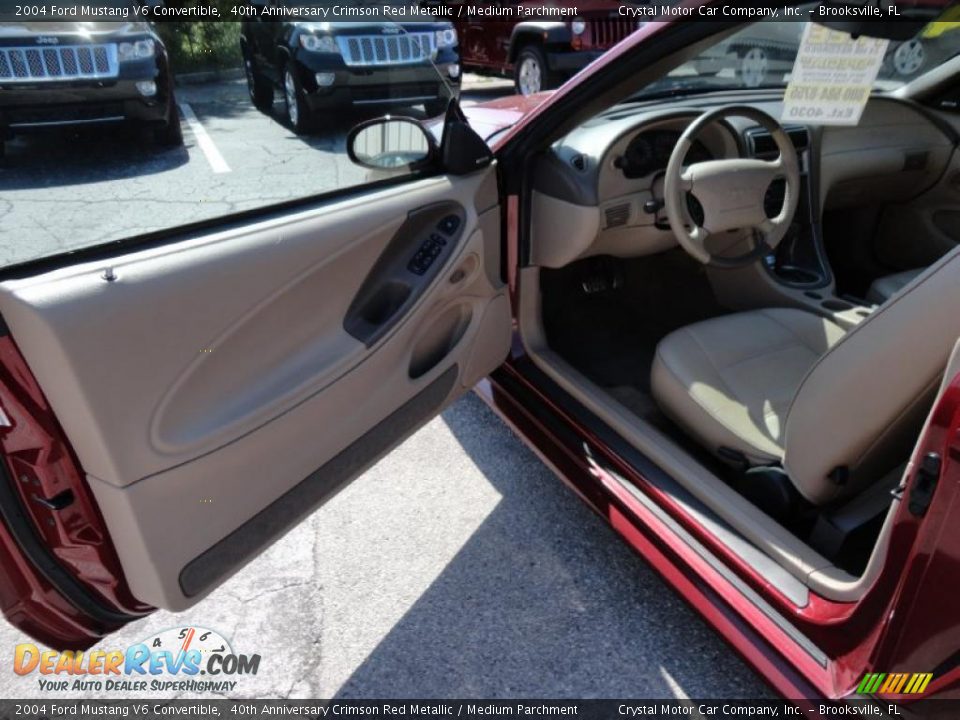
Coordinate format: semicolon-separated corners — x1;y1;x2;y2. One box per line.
744;125;832;290
707;125;876;331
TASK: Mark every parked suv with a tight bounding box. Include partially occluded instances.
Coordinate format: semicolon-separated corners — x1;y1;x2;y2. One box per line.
240;19;461;133
453;1;639;95
695;19;959;89
0;20;181;158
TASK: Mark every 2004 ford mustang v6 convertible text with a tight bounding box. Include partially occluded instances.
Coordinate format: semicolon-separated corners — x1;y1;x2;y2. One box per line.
1;0;959;702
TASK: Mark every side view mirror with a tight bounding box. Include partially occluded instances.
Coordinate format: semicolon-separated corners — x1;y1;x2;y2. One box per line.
346;117;438;172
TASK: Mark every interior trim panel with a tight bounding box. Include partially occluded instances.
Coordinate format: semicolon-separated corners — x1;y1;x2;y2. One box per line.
0;168;509;610
179;365;458;598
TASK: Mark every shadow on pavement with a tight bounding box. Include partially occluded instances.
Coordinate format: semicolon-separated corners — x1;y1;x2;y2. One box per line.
176;78;266;121
332;393;770;698
0;126;189;189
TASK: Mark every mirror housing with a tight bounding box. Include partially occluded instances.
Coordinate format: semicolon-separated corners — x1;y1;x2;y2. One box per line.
346;117;438;172
815;1;944;40
439;99;494;176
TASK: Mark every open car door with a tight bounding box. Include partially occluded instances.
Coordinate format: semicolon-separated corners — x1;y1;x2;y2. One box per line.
0;146;510;647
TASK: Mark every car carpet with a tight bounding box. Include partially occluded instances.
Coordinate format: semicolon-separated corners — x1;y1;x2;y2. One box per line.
541;250;724;393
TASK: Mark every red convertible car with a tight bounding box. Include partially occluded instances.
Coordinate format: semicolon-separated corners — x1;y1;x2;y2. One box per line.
1;0;959;703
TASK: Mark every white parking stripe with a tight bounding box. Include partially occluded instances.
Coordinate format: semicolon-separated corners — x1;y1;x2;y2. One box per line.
178;102;231;174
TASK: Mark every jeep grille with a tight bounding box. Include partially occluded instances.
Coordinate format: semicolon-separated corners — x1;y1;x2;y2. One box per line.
0;44;119;83
336;33;436;68
590;20;638;49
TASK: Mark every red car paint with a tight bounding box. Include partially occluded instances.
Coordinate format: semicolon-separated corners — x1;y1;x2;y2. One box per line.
0;0;958;702
0;335;151;650
476;5;960;698
479;350;960;699
488;20;667;149
462;92;553;141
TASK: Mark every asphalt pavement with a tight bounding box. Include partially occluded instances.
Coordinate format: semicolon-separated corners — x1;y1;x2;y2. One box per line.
0;393;771;699
0;74;516;268
0;73;771;700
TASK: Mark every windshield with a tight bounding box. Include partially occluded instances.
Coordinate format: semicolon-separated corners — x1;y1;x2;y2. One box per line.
636;6;960;97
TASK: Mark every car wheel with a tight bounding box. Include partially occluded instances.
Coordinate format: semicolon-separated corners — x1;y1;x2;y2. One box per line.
737;46;770;88
283;65;313;134
245;56;274;112
153;99;184;148
891;39;926;77
514;45;557;96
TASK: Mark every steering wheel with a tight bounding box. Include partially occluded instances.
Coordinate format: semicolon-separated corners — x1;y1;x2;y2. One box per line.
663;106;801;269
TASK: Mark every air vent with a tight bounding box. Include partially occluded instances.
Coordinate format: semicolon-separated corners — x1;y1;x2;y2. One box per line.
604;203;630;229
747;126;809;157
570;154;587;171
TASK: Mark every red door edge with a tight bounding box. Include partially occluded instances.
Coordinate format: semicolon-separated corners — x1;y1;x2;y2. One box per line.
474;372;824;699
480;358;960;699
0;328;152;650
864;372;960;699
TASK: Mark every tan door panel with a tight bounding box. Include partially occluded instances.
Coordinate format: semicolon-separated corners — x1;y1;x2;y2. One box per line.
0;166;509;610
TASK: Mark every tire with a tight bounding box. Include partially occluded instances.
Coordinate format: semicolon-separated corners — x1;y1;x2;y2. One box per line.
282;64;313;135
245;55;274;112
737;46;770;89
153;98;184;147
514;45;558;96
424;98;449;117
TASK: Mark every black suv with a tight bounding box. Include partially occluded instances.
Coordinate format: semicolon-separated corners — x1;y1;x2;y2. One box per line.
0;20;181;157
241;19;461;133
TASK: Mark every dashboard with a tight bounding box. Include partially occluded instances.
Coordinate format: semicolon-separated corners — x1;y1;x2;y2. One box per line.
530;108;741;267
528;96;956;270
615;130;713;179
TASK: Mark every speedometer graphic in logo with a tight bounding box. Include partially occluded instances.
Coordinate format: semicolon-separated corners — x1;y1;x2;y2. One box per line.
140;626;234;660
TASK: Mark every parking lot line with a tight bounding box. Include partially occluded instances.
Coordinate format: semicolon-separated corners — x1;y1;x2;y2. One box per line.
178;102;231;174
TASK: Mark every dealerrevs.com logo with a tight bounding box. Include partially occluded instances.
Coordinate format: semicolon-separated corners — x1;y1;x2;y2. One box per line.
13;626;260;694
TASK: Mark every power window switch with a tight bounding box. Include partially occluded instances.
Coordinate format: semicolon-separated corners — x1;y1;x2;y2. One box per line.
408;252;429;275
437;215;461;236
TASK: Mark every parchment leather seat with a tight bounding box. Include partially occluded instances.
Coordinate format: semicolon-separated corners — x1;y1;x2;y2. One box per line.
652;309;846;466
867;268;924;305
652;247;960;505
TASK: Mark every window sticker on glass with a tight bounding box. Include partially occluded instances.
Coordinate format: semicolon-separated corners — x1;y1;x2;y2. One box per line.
782;23;889;126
